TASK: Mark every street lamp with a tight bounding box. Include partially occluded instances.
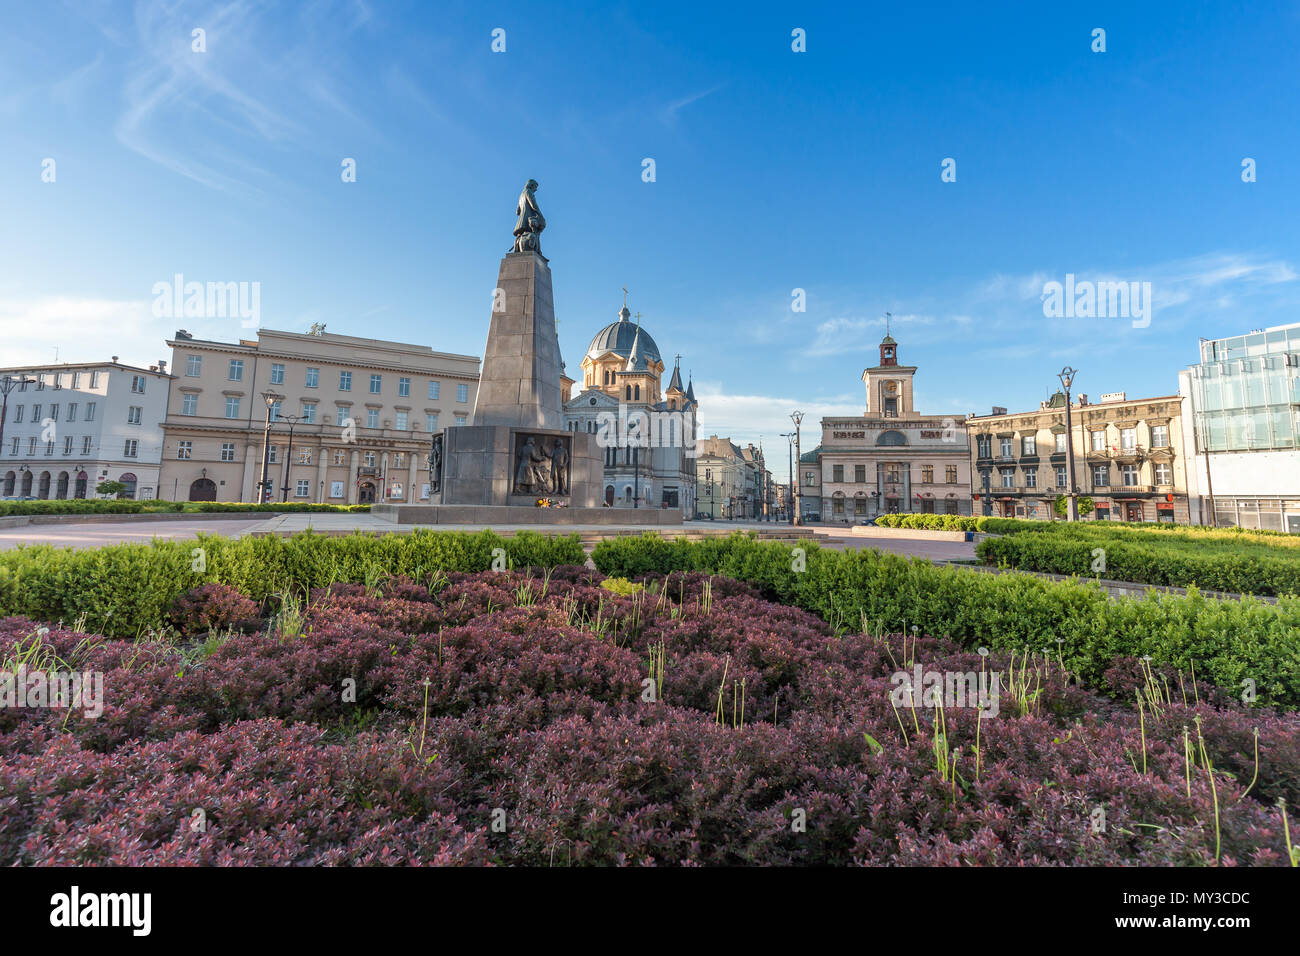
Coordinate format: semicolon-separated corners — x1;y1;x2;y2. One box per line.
790;411;805;525
0;374;36;468
780;431;795;525
278;412;307;502
259;392;282;503
1058;366;1080;522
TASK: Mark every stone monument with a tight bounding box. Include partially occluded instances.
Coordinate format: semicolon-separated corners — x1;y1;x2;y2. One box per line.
372;180;679;525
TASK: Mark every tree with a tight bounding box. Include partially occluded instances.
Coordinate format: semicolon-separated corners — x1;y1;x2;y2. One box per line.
1053;494;1095;518
96;480;127;499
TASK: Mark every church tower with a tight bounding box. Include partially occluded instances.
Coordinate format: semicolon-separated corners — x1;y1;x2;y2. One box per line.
862;333;918;419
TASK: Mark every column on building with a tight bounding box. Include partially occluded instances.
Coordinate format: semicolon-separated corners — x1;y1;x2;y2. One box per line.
407;451;418;502
315;445;328;503
240;442;260;502
347;449;359;505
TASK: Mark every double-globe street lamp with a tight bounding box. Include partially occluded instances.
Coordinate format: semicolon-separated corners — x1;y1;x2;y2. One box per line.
258;392;282;503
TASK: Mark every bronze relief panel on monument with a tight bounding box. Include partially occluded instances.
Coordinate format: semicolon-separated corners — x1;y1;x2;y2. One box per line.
512;433;571;496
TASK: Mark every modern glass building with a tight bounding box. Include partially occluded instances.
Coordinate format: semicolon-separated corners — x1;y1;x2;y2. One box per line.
1179;322;1300;531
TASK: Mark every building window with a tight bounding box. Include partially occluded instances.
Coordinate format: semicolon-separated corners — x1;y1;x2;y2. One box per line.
32;404;41;421
366;408;379;428
1024;468;1037;488
123;440;138;458
1155;462;1173;485
1091;430;1106;452
295;479;310;498
395;411;408;430
364;451;376;467
131;375;146;393
298;448;313;465
90;371;101;388
177;441;192;459
67;403;77;421
305;367;319;388
803;470;816;486
27;437;36;455
270;363;285;384
1055;433;1067;453
1092;464;1109;486
333;449;346;465
339;371;352;391
393;452;405;468
81;436;92;454
977;435;991;458
854;464;866;483
398;377;411;397
999;437;1013;458
12;406;21;423
921;465;934;483
1120;427;1137;451
454;414;466;426
182;393;197;416
1151;424;1169;448
221;443;236;462
832;498;844;515
228;359;244;381
1122;464;1139;486
85;402;96;421
999;468;1015;488
426;413;438;432
225;396;241;419
330;480;344;498
1022;436;1036;456
9;436;18;454
369;374;382;393
1056;465;1068;488
71;372;81;388
946;465;958;484
269;400;282;421
185;355;201;377
428;381;440;400
127;405;142;425
832;464;844;483
457;384;468;403
35;375;45;391
302;403;316;424
336;408;349;427
63;436;73;455
268;446;279;464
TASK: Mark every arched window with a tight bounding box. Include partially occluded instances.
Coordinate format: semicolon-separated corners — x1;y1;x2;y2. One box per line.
877;430;907;446
634;384;640;400
625;385;631;400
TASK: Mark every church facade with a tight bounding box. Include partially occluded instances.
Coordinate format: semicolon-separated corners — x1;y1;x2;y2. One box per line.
562;303;698;515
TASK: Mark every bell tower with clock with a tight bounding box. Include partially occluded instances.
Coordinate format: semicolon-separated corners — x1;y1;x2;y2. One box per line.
862;333;918;420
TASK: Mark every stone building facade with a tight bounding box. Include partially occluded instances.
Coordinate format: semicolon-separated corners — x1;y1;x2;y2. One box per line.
157;328;479;503
967;391;1189;523
815;336;972;521
694;436;769;519
1;359;173;500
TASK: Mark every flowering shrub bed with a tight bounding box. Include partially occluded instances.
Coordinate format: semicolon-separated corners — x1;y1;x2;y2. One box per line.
1;568;1296;865
591;533;1300;707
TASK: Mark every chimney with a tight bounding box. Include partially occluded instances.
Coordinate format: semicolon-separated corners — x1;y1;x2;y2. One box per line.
111;356;119;363
158;360;168;373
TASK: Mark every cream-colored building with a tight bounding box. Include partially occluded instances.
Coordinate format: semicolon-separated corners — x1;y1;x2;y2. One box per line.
695;436;767;519
157;328;479;503
968;390;1188;523
816;335;972;521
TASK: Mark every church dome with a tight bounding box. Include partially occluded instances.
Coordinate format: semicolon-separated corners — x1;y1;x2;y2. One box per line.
586;305;662;366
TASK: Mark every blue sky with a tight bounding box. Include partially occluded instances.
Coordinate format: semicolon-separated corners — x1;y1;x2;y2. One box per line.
3;1;1299;478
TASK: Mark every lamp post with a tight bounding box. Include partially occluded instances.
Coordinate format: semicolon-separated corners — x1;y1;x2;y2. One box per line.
278;413;306;502
780;431;795;524
790;411;805;525
259;392;281;503
0;374;35;470
1058;366;1080;522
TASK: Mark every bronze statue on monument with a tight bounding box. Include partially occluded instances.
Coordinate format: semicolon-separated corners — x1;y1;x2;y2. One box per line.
512;179;546;254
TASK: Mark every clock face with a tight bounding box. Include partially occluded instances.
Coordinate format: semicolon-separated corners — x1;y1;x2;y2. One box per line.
885;382;897;392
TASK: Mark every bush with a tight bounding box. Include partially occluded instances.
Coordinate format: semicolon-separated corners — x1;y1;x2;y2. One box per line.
976;522;1300;596
590;533;1300;707
169;583;262;635
0;530;585;638
1;571;1294;865
0;499;369;517
873;514;982;531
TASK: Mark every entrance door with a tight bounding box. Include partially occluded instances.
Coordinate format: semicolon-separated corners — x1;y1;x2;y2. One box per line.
1124;502;1143;522
358;482;377;504
188;478;218;501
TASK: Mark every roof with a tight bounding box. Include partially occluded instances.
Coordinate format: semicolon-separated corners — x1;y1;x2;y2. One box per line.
799;444;822;463
586;305;662;365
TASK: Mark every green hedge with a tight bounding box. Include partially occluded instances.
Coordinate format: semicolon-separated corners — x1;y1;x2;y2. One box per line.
0;530;584;638
590;533;1300;707
0;500;370;517
872;514;982;531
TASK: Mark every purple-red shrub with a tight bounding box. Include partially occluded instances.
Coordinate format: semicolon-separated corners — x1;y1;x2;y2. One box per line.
169;583;261;636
